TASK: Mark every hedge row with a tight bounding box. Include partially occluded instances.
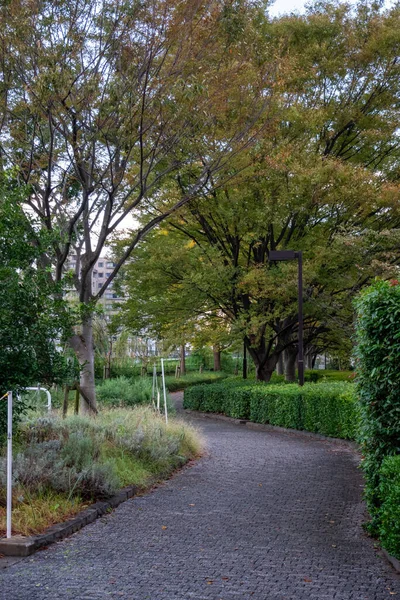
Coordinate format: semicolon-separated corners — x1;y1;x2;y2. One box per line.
354;280;400;559
183;381;359;440
165;371;229;392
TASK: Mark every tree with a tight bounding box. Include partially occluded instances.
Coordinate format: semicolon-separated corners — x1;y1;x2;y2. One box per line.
0;0;273;410
0;178;72;437
119;1;400;380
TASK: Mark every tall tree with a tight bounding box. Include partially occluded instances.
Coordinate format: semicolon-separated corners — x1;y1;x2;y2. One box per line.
119;1;400;380
0;178;72;401
0;0;274;409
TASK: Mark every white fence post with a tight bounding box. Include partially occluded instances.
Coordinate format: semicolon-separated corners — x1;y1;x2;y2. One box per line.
161;359;168;424
6;391;12;539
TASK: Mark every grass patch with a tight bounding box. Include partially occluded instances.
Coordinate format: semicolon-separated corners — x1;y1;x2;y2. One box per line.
0;490;86;537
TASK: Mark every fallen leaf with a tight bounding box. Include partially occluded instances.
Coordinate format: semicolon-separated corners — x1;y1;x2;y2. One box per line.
304;578;312;583
162;525;167;530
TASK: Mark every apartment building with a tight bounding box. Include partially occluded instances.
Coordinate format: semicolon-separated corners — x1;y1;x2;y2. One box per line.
65;255;124;316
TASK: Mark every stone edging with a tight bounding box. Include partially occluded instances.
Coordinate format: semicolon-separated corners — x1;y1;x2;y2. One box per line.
382;549;400;574
0;485;139;557
183;408;358;449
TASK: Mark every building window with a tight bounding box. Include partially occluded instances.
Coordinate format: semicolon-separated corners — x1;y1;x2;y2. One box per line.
106;272;111;277
98;272;103;278
106;261;114;268
98;261;104;267
98;282;102;288
113;294;118;299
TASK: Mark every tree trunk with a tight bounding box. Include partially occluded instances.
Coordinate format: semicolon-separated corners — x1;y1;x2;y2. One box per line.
276;353;284;375
69;316;97;414
213;344;221;371
255;355;279;382
180;344;186;376
284;347;297;382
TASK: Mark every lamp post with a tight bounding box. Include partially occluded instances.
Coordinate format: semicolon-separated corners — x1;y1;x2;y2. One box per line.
269;250;304;386
243;340;247;379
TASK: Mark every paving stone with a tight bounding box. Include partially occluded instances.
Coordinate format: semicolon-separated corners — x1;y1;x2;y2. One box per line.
0;391;400;599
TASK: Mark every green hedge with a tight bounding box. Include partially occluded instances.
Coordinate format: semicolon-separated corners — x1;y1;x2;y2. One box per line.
378;455;400;559
164;371;229;392
183;381;359;440
354;280;400;555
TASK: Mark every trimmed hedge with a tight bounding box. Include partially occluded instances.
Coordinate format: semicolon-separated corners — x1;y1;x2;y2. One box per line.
378;455;400;559
164;371;229;392
354;280;400;557
184;381;359;440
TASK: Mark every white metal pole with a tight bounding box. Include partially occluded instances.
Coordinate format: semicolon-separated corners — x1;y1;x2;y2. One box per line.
161;359;168;424
45;389;52;412
6;391;12;539
152;365;156;409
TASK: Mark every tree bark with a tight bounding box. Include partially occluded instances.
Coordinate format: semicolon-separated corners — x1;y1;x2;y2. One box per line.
284;347;297;382
246;343;279;382
276;353;284;375
180;344;186;376
213;344;221;371
69;316;97;414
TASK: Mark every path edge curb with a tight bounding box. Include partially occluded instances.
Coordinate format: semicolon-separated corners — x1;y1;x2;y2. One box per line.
184;408;358;449
382;549;400;573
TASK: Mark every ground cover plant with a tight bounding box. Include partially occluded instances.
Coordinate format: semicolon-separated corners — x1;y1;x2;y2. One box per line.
0;407;202;536
354;280;400;558
184;380;358;440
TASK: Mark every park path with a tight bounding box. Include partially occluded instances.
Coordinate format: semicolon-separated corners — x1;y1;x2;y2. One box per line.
1;392;400;600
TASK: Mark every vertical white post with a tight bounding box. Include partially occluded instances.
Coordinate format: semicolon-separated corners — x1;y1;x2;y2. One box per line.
45;389;52;412
6;391;12;539
152;365;156;409
161;359;168;424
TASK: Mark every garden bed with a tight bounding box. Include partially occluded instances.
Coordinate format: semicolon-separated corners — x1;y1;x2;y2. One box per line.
0;407;202;538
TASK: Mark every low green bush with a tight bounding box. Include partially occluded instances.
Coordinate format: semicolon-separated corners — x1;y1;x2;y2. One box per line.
377;455;400;559
164;371;229;392
97;376;152;406
184;381;359;439
304;370;355;383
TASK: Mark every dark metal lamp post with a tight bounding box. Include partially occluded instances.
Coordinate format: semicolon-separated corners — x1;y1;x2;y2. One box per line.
269;250;304;386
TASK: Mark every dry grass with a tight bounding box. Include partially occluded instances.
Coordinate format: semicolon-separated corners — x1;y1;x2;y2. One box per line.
0;489;86;537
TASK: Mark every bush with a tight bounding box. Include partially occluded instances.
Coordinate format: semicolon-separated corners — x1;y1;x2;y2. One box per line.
0;407;203;511
164;371;229;392
184;381;359;439
304;370;355;383
354;280;400;531
97;376;152;406
377;455;400;559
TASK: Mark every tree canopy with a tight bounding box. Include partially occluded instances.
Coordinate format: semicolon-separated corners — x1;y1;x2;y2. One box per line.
119;1;400;380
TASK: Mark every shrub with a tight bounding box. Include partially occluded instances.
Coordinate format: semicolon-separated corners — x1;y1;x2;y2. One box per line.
164;371;229;392
97;376;152;406
0;407;203;509
377;455;400;559
354;280;400;530
184;381;359;439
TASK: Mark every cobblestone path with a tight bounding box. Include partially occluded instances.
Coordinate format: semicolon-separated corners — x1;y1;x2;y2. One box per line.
1;392;400;600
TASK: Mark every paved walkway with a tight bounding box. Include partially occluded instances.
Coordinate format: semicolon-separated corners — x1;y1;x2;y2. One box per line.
1;393;400;599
